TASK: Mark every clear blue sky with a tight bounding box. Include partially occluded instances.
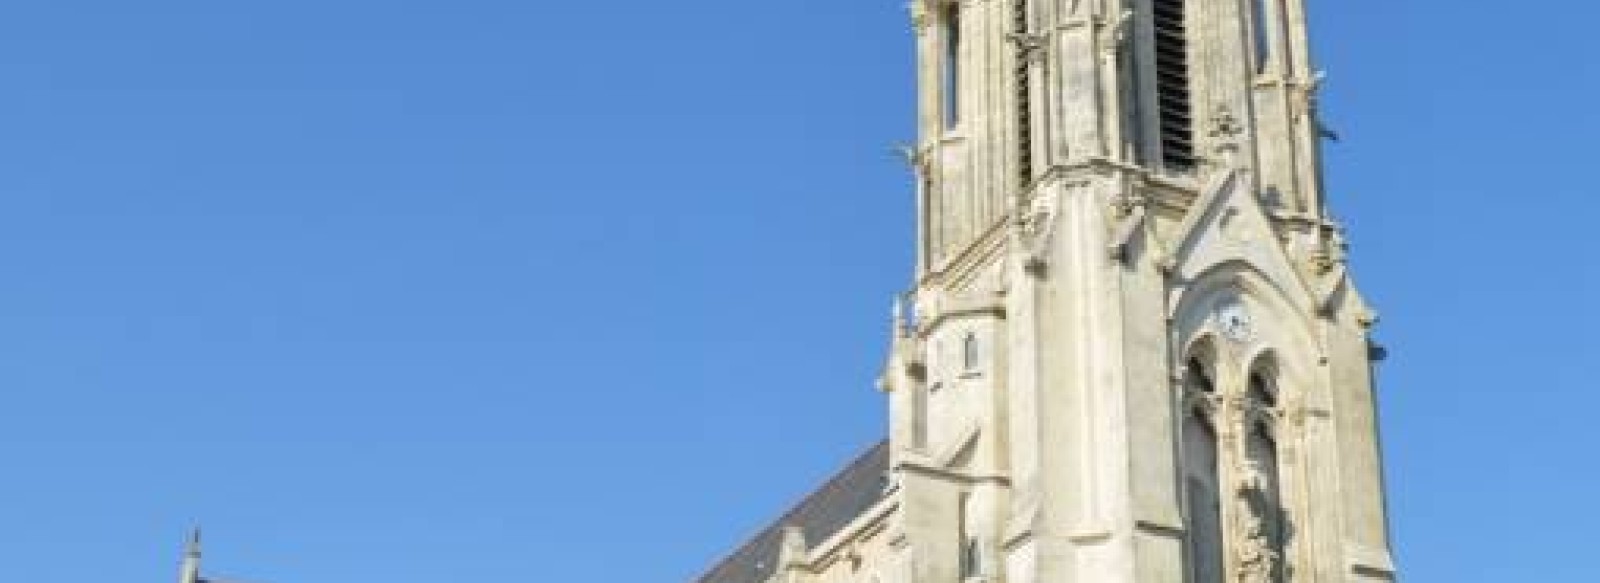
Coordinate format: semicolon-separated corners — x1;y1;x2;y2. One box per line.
0;1;1593;581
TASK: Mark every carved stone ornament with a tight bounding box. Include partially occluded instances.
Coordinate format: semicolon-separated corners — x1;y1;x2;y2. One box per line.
909;0;934;31
1282;405;1309;430
1106;186;1149;263
1233;461;1280;583
1099;10;1135;55
1109;187;1146;220
1293;71;1327;122
1007;32;1048;63
1184;389;1223;419
1017;191;1059;276
1209;105;1245;156
1218;393;1249;444
1234;516;1277;583
1216;300;1254;344
1328;227;1350;264
894;142;932;178
1308;248;1337;276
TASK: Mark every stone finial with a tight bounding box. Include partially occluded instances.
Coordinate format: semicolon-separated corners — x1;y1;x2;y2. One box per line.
178;528;203;583
908;0;934;32
1294;70;1328;121
893;143;931;178
892;294;907;337
777;526;809;571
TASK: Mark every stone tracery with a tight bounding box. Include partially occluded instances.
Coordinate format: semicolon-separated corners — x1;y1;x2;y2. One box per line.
1180;321;1292;583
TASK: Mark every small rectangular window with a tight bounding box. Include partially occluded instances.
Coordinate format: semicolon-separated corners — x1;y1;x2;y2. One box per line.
962;332;980;372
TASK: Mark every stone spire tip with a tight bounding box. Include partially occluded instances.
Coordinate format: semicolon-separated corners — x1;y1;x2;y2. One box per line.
186;527;203;557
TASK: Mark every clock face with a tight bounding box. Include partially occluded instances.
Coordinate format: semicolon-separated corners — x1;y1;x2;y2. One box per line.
1217;302;1254;342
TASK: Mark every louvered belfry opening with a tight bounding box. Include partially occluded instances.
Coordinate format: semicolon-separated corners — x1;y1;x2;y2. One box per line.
1013;0;1033;184
1153;0;1195;171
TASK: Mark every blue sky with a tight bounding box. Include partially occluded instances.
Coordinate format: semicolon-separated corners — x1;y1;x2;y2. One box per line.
0;1;1594;581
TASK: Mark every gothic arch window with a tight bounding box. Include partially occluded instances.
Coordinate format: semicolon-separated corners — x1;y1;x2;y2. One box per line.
1182;411;1225;583
1240;369;1288;583
1180;354;1225;583
1244;422;1285;581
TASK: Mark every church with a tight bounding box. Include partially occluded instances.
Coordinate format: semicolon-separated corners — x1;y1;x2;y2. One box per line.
170;0;1400;581
693;0;1398;582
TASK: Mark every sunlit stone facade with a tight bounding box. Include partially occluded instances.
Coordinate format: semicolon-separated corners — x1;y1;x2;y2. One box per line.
699;1;1399;581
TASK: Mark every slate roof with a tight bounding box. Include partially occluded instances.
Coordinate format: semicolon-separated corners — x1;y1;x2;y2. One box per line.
693;440;891;583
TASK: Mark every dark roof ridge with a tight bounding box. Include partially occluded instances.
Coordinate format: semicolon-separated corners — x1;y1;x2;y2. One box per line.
692;438;891;583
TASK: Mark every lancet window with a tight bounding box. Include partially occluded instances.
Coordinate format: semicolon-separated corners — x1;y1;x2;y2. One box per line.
1181;356;1226;583
1251;0;1272;72
1179;348;1292;583
942;3;963;129
1237;369;1287;583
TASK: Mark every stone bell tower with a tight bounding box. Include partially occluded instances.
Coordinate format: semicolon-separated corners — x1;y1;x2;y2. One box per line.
879;0;1398;581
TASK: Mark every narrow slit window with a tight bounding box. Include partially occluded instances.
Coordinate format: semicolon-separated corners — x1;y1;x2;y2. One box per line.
1252;0;1273;72
962;332;980;372
958;493;981;577
961;537;983;577
1013;0;1034;182
943;5;962;128
913;382;929;447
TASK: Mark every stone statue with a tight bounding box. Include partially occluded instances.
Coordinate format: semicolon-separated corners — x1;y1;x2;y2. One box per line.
1234;460;1279;583
1235;512;1276;583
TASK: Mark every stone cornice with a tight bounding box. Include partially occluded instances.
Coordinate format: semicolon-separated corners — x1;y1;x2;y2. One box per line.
919;215;1010;290
806;496;899;571
895;460;1012;487
1038;157;1202;195
1346;544;1397;578
917;300;1005;338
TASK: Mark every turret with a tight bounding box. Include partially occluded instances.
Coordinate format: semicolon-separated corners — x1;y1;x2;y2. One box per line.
177;528;202;583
